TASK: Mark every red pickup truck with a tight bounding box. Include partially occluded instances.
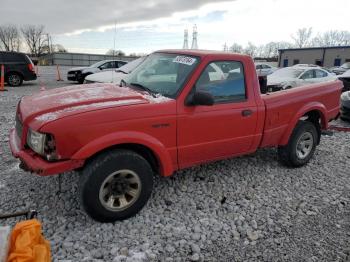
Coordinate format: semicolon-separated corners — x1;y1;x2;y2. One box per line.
10;50;342;222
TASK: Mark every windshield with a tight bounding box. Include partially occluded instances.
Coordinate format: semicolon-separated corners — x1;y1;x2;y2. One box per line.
116;57;146;73
90;60;107;68
271;67;304;78
124;53;200;98
341;62;350;69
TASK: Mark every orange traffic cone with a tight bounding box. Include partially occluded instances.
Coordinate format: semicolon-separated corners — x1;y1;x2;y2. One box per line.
56;65;63;81
0;65;8;91
35;65;39;77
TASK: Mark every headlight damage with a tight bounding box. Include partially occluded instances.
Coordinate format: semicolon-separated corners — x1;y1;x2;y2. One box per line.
26;129;57;161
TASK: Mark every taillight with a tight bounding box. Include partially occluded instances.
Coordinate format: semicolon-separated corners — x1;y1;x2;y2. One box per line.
28;63;35;72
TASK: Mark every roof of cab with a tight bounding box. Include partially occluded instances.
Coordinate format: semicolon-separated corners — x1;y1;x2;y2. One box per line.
156;49;251;59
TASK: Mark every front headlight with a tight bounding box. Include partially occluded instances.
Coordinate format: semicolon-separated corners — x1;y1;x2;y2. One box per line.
27;129;46;155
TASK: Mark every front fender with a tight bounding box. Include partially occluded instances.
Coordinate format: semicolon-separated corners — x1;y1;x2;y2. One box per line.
279;102;327;145
71;131;175;176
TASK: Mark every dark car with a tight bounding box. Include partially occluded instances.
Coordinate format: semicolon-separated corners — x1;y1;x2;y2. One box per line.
67;60;127;84
340;91;350;121
0;51;37;86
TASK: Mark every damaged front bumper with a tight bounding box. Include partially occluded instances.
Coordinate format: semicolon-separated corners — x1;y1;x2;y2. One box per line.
9;129;84;176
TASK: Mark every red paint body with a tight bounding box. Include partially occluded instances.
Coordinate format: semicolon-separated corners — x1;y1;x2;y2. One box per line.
9;50;343;176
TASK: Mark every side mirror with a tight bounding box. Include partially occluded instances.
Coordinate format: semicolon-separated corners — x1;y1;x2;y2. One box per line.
187;91;214;106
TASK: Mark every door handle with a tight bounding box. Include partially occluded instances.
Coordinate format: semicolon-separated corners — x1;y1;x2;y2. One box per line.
241;109;252;117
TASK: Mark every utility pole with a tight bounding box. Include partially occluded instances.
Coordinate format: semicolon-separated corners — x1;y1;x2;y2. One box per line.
113;20;117;57
46;33;51;54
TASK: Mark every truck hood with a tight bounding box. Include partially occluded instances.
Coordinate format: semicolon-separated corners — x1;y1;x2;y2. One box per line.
19;83;172;126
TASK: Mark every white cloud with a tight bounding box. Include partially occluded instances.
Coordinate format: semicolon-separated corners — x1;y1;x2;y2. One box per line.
7;0;348;54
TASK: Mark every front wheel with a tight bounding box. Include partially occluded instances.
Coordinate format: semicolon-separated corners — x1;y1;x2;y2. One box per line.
79;149;154;222
278;121;318;167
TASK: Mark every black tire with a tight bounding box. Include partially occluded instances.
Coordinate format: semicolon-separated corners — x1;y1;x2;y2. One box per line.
340;116;350;122
79;149;154;222
78;73;91;84
77;77;85;84
7;73;23;87
278;121;318;167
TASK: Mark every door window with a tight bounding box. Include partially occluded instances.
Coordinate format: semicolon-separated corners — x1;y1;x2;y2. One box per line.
315;69;327;78
100;62;114;69
195;61;246;103
117;61;127;68
300;70;315;79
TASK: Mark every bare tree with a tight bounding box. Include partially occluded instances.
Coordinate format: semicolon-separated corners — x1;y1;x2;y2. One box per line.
41;44;67;53
261;42;275;58
311;30;350;47
229;43;243;53
265;41;293;57
243;42;257;57
292;27;313;48
54;44;67;53
0;24;21;51
21;25;48;56
255;45;266;58
106;49;125;56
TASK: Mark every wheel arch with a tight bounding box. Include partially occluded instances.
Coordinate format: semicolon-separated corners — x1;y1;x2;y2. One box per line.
72;131;175;176
279;102;327;146
5;70;24;80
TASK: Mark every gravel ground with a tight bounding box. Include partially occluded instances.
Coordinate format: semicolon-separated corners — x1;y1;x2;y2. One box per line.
0;67;349;261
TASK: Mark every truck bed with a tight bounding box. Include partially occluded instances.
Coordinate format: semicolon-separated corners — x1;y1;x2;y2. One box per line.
260;80;343;147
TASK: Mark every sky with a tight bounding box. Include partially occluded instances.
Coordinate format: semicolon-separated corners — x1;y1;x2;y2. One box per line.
0;0;349;55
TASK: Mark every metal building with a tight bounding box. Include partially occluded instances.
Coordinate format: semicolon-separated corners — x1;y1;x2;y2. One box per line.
278;46;350;68
39;52;138;66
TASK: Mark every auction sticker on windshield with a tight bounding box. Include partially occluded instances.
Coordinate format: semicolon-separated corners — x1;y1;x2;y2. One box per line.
173;56;196;66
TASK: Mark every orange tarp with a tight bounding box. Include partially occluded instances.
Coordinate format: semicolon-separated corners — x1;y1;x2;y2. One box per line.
7;219;51;262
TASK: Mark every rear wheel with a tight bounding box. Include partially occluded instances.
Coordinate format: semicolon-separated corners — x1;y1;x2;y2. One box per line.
278;121;318;167
7;73;23;87
79;149;154;222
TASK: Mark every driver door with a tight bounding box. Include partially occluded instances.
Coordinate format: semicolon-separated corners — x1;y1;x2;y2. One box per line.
177;60;258;168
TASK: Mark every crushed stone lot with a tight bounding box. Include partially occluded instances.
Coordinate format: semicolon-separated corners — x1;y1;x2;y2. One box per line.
0;66;350;262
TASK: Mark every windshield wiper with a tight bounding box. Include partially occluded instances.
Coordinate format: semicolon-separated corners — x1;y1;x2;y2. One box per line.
130;82;157;97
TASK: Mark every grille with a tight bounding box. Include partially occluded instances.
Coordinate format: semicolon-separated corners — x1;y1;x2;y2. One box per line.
15;114;23;139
